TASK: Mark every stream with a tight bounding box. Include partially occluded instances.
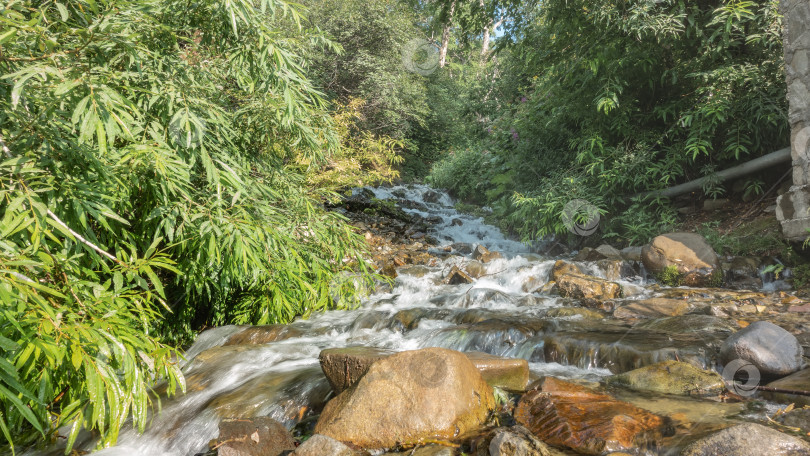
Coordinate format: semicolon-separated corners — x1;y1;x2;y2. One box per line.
40;185;796;456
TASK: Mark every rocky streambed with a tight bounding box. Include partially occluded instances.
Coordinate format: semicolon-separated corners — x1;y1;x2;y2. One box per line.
48;185;810;456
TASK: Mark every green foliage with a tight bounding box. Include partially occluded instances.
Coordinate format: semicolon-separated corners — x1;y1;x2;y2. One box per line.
427;0;787;243
657;265;684;286
303;99;404;192
791;264;810;289
0;0;377;451
426;148;491;202
304;0;430;141
697;218;790;258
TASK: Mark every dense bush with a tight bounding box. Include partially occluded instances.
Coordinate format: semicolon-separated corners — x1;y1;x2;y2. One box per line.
0;0;376;451
428;0;788;244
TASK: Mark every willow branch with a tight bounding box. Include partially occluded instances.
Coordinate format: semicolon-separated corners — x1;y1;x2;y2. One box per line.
0;133;123;265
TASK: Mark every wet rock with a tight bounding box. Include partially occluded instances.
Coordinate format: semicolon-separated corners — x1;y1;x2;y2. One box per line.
634;314;738;334
320;347;394;394
719;321;804;377
641;232;722;287
321;346;530;393
522;275;546;293
514;377;670;455
595;244;623;259
556;273;622;307
776;407;810;433
390;308;452;331
605;360;725;396
208;367;331;421
613;298;691;319
550;260;582;282
214;417;295;456
381;261;398;278
451;218;463;226
445;266;474;285
761;368;810;407
620;246;643;262
465;260;487;278
387;445;454;456
293;434;359;456
473;245;502;263
542;323;724;374
728;256;761;279
451;243;474;255
314;348;495;448
573;247;606;261
224;325;304;346
680;422;810;456
545;307;605;320
488;426;564;456
465;351;529;392
399;265;432;278
596;260;638;281
423;190;442;203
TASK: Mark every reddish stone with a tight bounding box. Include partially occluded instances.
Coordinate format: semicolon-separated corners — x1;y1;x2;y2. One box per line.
514;377;671;455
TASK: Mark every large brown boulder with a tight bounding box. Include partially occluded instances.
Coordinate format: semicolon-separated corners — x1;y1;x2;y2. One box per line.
514;377;671;455
314;348;495;449
214;417;295;456
556;273;622;308
641;233;721;287
320;347;528;393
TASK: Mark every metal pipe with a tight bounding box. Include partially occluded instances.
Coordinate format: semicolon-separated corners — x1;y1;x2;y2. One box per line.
639;147;792;199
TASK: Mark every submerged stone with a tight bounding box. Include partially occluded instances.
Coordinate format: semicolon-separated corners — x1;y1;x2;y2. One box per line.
613;298;691;319
761;368;810;407
487;426;564;456
605;360;725;396
680;423;810;456
514;377;671;455
224;324;304;346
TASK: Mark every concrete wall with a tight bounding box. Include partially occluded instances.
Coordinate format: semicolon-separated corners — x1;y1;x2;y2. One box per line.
776;0;810;240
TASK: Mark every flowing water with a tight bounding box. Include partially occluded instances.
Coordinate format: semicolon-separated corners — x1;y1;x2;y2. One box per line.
38;185;781;456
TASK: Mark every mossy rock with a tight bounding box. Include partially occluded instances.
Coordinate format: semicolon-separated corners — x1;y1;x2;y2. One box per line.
605;360;725;396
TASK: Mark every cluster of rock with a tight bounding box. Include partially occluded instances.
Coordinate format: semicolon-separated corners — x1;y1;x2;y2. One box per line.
212;345;810;456
206;200;810;456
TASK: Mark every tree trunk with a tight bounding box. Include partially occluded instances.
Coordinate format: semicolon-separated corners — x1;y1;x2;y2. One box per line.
482;17;504;58
439;0;456;68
